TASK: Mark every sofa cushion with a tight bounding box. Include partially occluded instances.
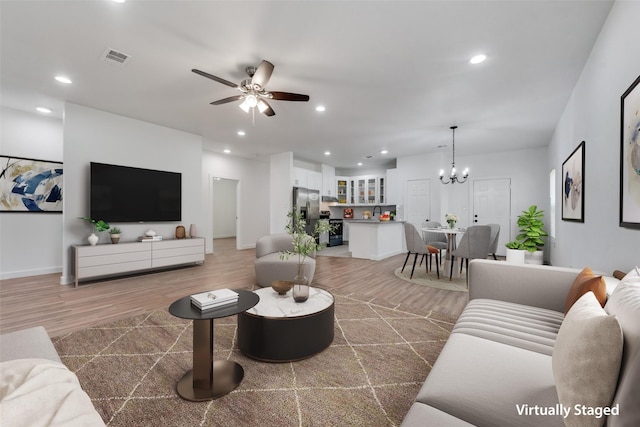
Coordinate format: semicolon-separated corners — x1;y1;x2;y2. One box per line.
453;299;563;355
604;267;640;427
553;291;623;427
564;267;606;314
415;333;564;427
401;402;475;427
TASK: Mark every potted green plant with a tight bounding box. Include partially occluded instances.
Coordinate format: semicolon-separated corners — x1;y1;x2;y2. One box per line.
80;217;110;246
279;210;335;302
109;227;122;244
514;205;548;264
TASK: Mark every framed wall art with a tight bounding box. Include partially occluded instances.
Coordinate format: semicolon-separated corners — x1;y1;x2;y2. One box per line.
562;141;585;222
620;74;640;229
0;155;63;212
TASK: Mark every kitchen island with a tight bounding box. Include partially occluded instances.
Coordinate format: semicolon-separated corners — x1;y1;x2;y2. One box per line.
347;220;405;261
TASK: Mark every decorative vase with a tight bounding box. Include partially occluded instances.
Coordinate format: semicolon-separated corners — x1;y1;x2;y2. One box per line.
292;264;309;303
175;225;186;239
110;234;121;244
189;224;197;238
88;233;99;246
272;280;293;296
448;220;456;229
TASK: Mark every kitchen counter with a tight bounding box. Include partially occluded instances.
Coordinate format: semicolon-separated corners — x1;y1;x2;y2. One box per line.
347;220;405;260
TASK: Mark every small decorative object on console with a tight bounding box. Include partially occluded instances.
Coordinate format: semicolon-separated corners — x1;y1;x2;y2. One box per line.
175;225;186;239
189;224;197;238
144;229;156;237
190;288;239;311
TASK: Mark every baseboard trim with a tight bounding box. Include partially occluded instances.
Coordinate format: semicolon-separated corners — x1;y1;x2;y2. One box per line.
1;266;62;281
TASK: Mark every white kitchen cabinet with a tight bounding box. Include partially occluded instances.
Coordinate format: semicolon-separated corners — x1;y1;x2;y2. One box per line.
293;167;308;188
321;164;336;197
307;170;322;191
293;167;321;191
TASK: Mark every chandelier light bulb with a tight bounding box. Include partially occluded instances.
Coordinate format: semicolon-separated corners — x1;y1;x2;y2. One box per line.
246;95;258;108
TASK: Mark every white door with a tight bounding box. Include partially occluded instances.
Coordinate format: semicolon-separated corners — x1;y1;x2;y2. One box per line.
473;178;511;256
406;179;430;229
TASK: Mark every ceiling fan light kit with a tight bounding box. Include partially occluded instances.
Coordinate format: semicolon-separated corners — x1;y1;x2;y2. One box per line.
192;60;309;118
440;125;469;184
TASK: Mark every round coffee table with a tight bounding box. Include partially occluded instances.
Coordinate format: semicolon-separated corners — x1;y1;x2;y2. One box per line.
237;286;334;362
169;290;259;401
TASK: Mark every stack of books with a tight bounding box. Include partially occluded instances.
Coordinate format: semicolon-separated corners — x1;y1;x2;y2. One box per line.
190;288;239;311
138;235;163;242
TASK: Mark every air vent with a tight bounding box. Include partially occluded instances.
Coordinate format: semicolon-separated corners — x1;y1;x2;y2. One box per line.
102;48;131;65
365;155;375;159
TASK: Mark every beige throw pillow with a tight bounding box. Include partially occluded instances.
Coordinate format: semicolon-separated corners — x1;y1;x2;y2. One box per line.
553;291;623;427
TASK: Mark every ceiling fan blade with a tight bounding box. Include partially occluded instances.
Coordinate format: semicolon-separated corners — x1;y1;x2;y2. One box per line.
191;69;238;88
251;60;274;90
269;91;310;102
260;99;276;117
210;95;244;105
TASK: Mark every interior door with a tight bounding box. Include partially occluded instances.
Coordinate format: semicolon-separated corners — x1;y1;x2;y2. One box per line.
473;178;511;256
406;179;430;229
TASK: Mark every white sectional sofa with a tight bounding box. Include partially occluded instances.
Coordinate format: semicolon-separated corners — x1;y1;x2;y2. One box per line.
0;326;105;426
402;260;639;427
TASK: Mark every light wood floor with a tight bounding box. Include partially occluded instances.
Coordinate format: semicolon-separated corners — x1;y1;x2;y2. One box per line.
0;238;469;337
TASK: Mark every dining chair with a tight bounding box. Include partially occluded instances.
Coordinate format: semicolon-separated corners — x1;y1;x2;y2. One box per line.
423;221;448;261
487;224;500;260
402;223;440;279
449;225;491;282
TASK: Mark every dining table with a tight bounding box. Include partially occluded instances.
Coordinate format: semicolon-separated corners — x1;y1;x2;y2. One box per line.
421;227;466;278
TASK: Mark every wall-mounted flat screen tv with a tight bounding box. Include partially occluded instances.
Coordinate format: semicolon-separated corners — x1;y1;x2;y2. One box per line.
90;162;181;222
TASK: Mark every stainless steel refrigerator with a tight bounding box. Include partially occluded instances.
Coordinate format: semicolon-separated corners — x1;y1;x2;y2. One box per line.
292;186;320;236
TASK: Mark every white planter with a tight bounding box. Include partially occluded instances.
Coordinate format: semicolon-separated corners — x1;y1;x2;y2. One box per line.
505;248;525;264
525;250;544;265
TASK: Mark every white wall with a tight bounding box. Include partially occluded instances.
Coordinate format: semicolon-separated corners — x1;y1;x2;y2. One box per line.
0;107;64;279
270;152;293;234
548;0;640;273
202;150;270;251
62;103;203;284
397;146;549;242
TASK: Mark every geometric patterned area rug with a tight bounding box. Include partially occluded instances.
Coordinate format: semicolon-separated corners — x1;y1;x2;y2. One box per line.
394;267;469;292
53;293;456;426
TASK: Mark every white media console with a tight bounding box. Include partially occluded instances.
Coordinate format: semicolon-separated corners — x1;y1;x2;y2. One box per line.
73;238;205;287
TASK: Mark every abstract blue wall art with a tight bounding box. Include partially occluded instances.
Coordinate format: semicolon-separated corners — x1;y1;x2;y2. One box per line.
0;156;63;212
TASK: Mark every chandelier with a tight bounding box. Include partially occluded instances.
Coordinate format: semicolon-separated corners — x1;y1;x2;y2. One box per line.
439;125;469;184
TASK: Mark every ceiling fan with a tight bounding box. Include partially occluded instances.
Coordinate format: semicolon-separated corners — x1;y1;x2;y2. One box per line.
192;60;310;117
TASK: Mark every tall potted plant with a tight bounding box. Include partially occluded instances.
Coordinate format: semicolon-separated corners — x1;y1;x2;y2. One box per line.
280;210;335;302
516;205;548;264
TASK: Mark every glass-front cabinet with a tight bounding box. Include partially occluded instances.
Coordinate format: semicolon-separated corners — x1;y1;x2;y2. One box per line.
338;175;385;204
336;178;348;204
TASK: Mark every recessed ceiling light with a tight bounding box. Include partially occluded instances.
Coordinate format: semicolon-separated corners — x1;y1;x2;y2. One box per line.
54;75;72;84
36;107;51;113
357;162;363;166
223;149;231;154
470;54;487;65
315;106;326;112
324;151;331;156
380;150;388;155
237;131;245;136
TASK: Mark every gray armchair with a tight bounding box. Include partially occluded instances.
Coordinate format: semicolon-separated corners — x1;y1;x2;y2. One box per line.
254;233;316;287
423;221;448;260
487;224;501;260
449;225;491;282
402;223;440;279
